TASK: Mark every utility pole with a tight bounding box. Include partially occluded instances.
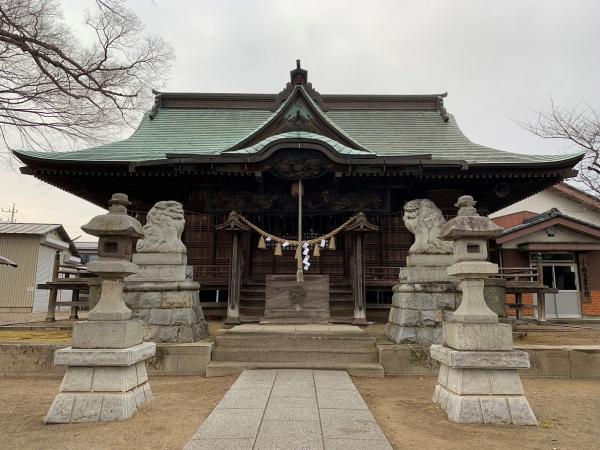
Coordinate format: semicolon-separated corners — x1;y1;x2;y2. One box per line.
1;203;17;222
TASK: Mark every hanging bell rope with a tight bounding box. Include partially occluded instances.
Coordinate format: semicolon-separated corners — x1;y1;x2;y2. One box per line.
296;179;304;282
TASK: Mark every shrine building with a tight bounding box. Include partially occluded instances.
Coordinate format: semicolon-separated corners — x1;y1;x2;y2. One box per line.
14;62;583;324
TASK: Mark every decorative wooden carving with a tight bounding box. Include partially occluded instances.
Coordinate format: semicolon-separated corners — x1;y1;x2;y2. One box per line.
268;149;333;180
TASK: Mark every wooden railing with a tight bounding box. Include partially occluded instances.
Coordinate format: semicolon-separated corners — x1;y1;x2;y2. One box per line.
195;264;230;285
365;266;401;285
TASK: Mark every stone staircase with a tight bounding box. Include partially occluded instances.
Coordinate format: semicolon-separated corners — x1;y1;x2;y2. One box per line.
206;324;384;377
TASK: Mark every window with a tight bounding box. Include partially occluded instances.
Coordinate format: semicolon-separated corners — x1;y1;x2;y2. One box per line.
541;264;578;291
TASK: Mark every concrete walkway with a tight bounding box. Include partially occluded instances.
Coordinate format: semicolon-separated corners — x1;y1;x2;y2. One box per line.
184;369;393;450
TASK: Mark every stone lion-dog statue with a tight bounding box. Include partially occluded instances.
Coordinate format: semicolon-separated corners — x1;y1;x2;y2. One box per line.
403;199;453;254
137;200;187;253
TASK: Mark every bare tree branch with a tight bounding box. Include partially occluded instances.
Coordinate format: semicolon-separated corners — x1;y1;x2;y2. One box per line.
0;0;173;161
520;100;600;196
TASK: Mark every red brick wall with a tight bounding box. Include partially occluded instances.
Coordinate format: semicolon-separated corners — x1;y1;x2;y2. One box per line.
506;291;600;317
582;291;600;316
506;293;535;317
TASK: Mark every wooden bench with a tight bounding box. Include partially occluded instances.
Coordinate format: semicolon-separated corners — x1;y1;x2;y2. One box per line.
38;251;97;322
499;264;558;323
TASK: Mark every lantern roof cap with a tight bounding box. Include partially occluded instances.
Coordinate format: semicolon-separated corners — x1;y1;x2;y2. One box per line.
439;196;504;240
81;193;144;238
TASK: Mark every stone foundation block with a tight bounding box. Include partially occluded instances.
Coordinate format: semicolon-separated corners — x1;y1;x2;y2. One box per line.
160;290;194;308
59;362;146;393
124;279;207;343
149;308;172;325
386;281;460;345
432;384;537;425
139;292;161;309
443;367;524;395
133;252;187;265
45;383;152;423
430;345;531;369
126;264;186;282
443;322;512;351
54;342;156;367
46;343;155;423
406;255;455;282
72;320;143;349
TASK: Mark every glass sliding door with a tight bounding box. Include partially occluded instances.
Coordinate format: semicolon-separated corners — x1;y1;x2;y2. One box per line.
538;253;581;319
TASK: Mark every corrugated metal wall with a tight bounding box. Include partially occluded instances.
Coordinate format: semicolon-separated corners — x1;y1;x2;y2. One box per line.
32;245;55;312
0;235;40;310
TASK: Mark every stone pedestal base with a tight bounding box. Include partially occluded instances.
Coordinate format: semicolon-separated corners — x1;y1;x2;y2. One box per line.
430;345;537;425
385;282;459;345
45;342;155;423
125;281;208;343
406;254;455;283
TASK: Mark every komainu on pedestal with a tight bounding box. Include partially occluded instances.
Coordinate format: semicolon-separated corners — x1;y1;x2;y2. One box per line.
385;199;460;345
430;195;537;425
125;201;208;343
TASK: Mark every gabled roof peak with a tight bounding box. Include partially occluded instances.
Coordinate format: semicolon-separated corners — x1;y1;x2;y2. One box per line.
223;84;366;153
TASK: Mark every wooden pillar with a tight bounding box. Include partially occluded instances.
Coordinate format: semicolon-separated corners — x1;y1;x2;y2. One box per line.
346;213;378;326
535;255;547;323
69;286;79;320
217;212;249;326
225;232;243;325
45;251;61;322
353;232;368;325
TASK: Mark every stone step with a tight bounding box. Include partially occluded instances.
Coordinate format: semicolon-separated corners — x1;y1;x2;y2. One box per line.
212;347;379;364
214;334;376;350
205;361;384;378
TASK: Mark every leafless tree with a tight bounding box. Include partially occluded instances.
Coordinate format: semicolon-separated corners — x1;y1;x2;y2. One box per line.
522;100;600;196
520;101;600;195
0;0;173;159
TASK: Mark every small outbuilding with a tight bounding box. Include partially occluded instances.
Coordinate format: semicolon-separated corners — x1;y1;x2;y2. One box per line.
0;223;80;312
492;183;600;319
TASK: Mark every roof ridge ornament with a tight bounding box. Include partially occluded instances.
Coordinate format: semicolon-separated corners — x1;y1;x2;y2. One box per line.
291;59;308;85
273;60;327;111
436;93;449;122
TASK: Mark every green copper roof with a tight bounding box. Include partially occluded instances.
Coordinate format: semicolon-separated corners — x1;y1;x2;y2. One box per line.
14;92;582;166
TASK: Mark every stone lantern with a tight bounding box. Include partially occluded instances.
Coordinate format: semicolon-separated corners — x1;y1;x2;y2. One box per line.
81;192;143;321
429;195;537;425
45;193;156;423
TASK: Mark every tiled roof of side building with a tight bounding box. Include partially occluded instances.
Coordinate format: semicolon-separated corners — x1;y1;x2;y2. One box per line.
14;93;583;166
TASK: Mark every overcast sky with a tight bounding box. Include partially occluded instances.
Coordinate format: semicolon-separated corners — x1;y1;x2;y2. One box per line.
1;0;599;239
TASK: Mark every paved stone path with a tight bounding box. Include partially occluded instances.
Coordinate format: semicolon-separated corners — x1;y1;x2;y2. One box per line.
184;369;393;450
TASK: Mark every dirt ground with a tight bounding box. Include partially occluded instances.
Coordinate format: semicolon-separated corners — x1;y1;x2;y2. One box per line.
513;325;600;346
1;375;598;450
356;377;600;450
0;375;236;450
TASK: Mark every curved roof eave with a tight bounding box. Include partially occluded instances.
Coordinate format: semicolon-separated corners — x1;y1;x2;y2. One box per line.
225;131;372;157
